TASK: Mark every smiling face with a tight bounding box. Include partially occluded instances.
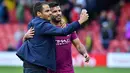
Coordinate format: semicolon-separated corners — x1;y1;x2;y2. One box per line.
38;4;52;20
50;6;62;23
33;2;52;20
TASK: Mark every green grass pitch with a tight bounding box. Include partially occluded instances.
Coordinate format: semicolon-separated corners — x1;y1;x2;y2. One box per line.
0;66;130;73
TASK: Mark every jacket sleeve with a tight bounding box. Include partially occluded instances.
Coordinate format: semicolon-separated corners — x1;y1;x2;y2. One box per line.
37;21;81;36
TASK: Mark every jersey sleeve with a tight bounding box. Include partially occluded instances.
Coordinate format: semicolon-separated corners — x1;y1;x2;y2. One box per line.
71;31;78;41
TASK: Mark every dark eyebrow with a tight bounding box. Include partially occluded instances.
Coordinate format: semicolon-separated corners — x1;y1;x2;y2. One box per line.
45;9;50;12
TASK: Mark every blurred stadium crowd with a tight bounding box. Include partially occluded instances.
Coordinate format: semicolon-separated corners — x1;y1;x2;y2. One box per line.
0;0;130;54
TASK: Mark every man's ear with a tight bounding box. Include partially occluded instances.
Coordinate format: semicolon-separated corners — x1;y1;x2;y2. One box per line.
37;12;42;17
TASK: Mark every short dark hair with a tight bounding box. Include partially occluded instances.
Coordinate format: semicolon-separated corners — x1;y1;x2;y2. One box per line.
49;2;59;8
33;1;48;16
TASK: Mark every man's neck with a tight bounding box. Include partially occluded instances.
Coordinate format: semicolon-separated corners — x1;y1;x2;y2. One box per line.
50;20;61;26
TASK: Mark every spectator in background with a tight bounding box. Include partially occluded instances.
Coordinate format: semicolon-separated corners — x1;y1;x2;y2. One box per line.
61;0;74;23
16;0;33;23
99;10;107;24
100;21;113;49
125;17;130;41
14;25;25;43
14;25;25;50
4;0;16;11
0;0;9;23
85;32;93;53
106;10;116;38
16;1;25;24
4;0;17;23
100;10;116;50
16;38;23;50
99;11;109;50
18;0;36;16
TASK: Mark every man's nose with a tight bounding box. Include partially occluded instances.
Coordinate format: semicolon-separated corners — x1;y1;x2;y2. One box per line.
57;12;61;15
49;11;52;14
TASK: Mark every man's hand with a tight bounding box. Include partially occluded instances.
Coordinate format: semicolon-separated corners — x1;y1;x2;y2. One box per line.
83;53;90;62
23;27;34;42
72;38;90;62
60;20;66;28
25;27;34;38
78;9;89;24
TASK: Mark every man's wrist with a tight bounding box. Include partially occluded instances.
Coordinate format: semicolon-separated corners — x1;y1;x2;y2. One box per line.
23;35;27;42
83;52;88;57
78;20;83;25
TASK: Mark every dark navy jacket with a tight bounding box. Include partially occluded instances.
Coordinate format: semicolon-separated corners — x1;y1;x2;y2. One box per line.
16;17;81;71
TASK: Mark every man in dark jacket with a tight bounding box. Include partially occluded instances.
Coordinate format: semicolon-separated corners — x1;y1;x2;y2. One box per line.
16;1;89;73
